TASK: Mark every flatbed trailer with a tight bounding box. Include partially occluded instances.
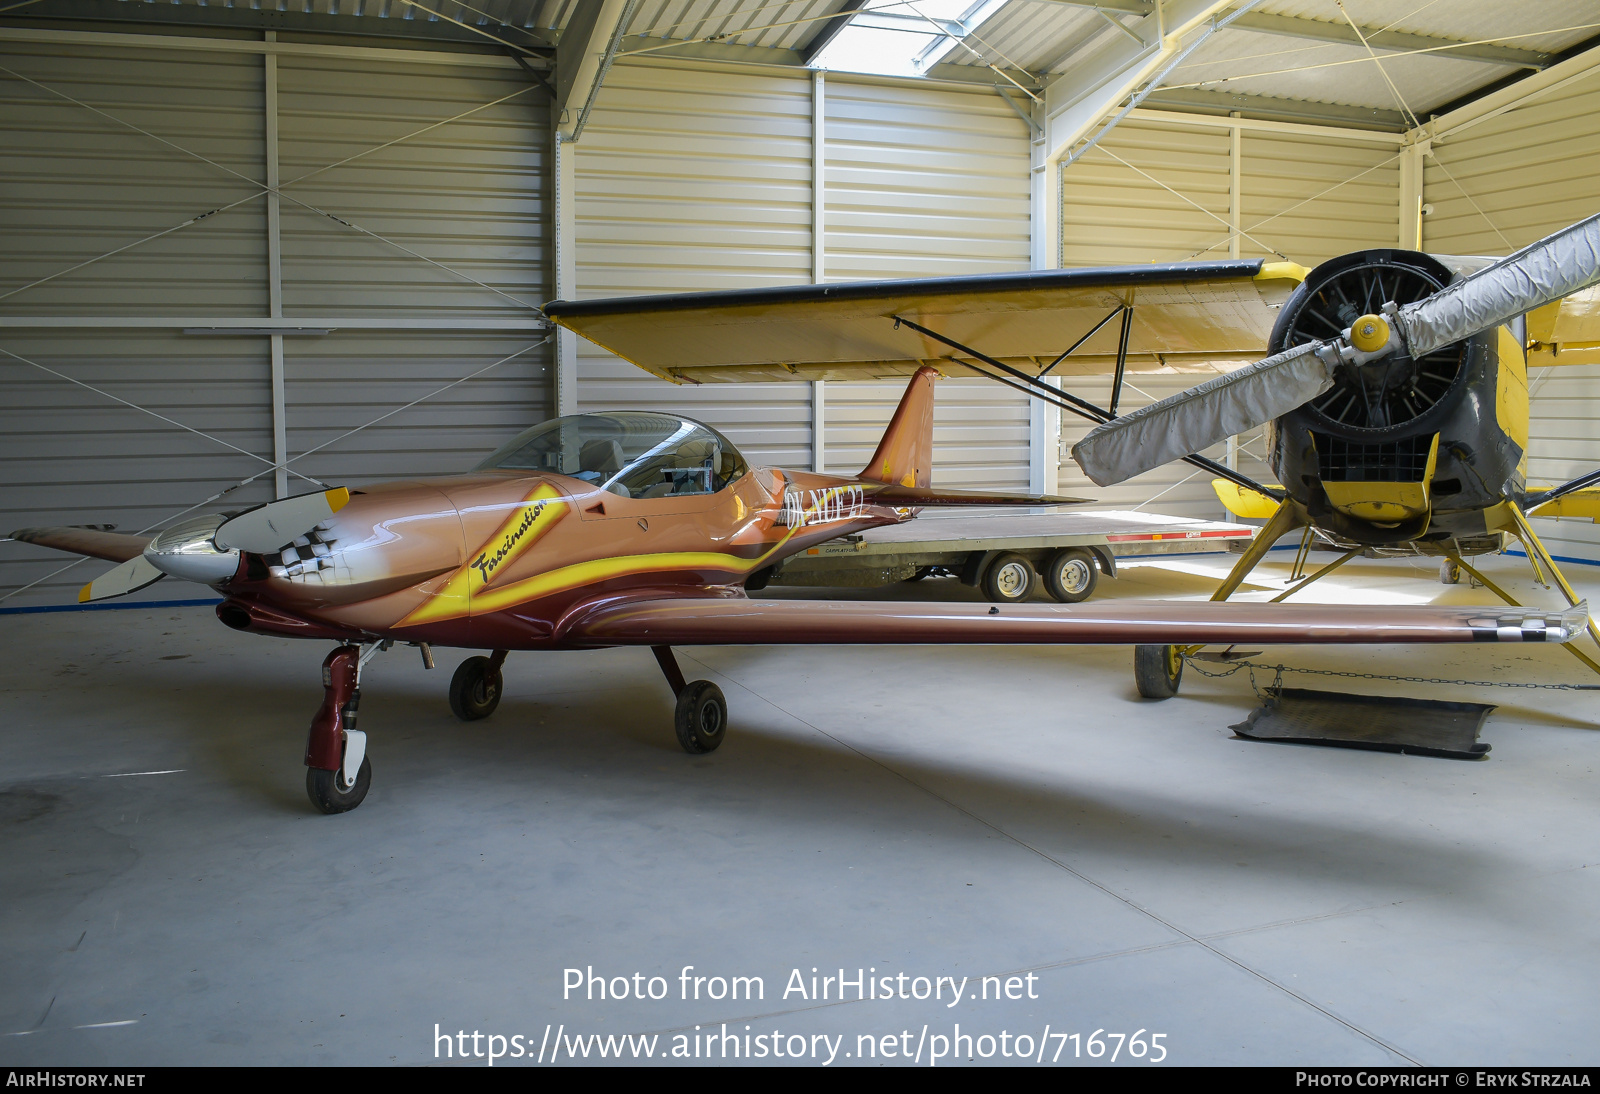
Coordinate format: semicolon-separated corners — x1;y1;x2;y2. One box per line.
768;509;1256;604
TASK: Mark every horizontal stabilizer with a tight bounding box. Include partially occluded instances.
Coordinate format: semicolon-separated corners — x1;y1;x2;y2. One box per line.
79;554;165;603
1213;480;1281;520
1529;487;1600;523
9;526;151;563
562;596;1588;649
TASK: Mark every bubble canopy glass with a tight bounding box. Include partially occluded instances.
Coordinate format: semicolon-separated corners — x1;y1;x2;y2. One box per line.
475;412;749;499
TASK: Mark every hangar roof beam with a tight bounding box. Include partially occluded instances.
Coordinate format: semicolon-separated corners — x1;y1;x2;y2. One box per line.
1223;11;1550;70
556;0;639;142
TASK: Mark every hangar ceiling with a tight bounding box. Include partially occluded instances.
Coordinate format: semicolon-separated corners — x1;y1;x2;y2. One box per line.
7;0;1600;131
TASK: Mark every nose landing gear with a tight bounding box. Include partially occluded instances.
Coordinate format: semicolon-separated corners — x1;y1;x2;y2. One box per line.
305;644;372;814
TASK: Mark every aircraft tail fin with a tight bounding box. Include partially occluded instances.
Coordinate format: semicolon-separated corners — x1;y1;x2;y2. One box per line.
860;366;937;488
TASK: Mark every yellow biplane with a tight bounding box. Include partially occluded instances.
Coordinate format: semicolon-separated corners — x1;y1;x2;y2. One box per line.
546;212;1600;698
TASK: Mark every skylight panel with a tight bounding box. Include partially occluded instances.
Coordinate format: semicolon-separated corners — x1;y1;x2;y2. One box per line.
808;0;1010;79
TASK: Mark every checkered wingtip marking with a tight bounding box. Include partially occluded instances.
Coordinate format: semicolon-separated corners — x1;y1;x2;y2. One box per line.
1467;601;1589;642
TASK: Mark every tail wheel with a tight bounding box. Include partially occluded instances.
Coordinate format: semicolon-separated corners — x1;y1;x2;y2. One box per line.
1134;644;1183;699
449;656;502;721
1044;548;1098;603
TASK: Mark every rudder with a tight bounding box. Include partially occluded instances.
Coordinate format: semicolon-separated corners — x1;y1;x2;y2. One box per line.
860;366;937;488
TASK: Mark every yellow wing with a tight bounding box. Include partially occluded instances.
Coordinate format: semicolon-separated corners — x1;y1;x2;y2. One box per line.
1527;285;1600;366
544;259;1307;385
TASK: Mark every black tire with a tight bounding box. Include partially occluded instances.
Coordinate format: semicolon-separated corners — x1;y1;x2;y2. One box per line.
449;655;502;721
306;756;371;814
1134;644;1183;699
1044;547;1099;603
674;680;728;754
1439;558;1462;585
980;552;1036;603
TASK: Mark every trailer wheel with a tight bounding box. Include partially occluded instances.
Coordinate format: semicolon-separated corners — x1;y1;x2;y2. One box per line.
981;553;1036;603
1044;548;1098;603
1134;644;1183;699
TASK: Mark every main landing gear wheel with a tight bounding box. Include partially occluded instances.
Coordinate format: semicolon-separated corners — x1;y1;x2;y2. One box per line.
307;756;371;814
674;680;728;754
1440;558;1462;585
1134;644;1183;699
1044;548;1098;603
982;552;1036;603
450;656;502;721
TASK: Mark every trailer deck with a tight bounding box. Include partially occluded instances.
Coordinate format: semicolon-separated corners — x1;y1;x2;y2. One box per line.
770;508;1257;602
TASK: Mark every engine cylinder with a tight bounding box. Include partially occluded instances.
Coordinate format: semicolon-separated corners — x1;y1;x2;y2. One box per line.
1270;249;1466;436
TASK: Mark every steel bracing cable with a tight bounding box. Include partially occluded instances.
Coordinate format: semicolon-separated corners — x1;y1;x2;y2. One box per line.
0;63;542;312
0;346;329;487
1089;144;1289;260
0;340;549;602
1161;20;1600;93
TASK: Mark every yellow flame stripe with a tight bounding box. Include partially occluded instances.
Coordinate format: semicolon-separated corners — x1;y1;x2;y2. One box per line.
468;544;785;618
394;475;868;627
397;481;567;626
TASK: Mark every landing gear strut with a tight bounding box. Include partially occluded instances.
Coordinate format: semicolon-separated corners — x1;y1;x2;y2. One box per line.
305;644;372;814
653;645;728;754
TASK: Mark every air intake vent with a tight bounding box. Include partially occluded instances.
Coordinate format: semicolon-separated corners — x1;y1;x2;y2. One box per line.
1314;433;1436;483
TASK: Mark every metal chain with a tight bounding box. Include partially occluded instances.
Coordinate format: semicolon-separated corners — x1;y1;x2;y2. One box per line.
1180;655;1600;691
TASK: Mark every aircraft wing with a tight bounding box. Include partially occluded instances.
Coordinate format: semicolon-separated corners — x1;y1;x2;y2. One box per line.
1527;283;1600;366
9;526;151;563
543;259;1307;385
561;595;1586;648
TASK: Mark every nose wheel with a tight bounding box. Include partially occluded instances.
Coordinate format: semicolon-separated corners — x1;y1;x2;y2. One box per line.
307;755;371;814
304;644;377;814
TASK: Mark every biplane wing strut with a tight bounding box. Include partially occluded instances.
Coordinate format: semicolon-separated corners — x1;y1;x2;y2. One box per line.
885;313;1286;501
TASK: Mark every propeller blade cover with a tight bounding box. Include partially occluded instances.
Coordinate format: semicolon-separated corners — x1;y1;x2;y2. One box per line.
1071;341;1333;487
1398;211;1600;358
79;554;165;603
213;488;350;554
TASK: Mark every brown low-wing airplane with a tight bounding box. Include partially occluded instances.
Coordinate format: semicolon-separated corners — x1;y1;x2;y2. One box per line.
11;291;1588;814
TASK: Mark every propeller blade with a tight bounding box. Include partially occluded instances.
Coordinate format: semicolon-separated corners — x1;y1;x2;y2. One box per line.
1398;210;1600;358
79;554;165;603
1071;342;1332;488
212;487;350;554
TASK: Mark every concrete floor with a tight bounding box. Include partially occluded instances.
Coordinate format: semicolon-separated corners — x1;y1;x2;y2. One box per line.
2;550;1599;1067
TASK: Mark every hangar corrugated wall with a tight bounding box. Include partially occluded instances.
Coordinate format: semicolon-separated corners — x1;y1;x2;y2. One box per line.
1424;75;1600;563
573;61;1033;490
571;59;816;471
1055;116;1403;519
0;39;549;607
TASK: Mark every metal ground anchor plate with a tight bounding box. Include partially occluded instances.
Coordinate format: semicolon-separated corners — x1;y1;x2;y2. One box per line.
1230;687;1494;760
